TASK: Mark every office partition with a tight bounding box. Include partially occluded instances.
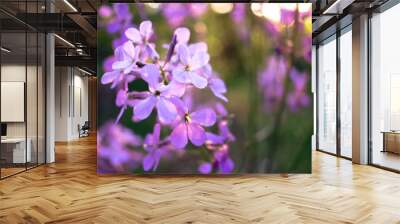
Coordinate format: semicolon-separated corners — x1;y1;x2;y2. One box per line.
0;0;47;179
370;3;400;171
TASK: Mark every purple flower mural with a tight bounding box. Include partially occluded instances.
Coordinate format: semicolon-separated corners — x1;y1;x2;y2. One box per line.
98;3;312;174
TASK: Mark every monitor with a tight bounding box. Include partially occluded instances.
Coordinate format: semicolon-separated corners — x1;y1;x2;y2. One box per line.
1;123;7;137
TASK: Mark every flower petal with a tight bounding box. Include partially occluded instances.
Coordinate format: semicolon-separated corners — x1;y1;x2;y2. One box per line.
134;96;156;121
139;20;153;41
219;120;236;142
189;42;207;54
190;108;216;127
125;27;142;44
156;98;177;124
198;163;212;174
169;96;187;117
189;72;208;89
101;71;118;84
210;78;228;102
112;60;131;70
170;123;188;149
205;132;225;145
162;80;186;98
191;52;209;70
143;64;160;89
219;158;234;173
173;69;191;84
122;41;136;60
143;154;155;171
114;45;128;61
215;103;228;117
174;27;190;43
145;44;160;60
115;89;127;107
178;44;190;65
188;123;206;146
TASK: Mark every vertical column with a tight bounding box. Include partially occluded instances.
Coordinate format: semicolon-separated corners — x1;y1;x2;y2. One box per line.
352;14;369;164
312;45;317;150
46;0;55;163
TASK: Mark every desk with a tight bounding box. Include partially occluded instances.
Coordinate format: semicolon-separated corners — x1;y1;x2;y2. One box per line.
1;138;31;163
382;131;400;154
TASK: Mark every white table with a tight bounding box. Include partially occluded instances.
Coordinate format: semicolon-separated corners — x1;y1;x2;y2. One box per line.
1;138;31;163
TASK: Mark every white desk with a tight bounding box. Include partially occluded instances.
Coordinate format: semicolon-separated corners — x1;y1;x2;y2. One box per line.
1;138;31;163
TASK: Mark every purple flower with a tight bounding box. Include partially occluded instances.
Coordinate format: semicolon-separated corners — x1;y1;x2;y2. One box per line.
99;5;112;18
201;65;228;102
281;9;295;25
161;4;208;27
287;69;310;112
112;34;129;49
101;44;136;89
100;18;235;174
199;143;234;174
231;4;246;24
115;89;147;108
104;4;133;34
258;54;288;111
198;162;212;174
264;21;280;38
219;120;235;142
172;44;210;89
169;100;216;149
143;123;164;171
98;122;143;169
133;65;185;124
303;36;312;63
231;4;249;42
103;56;114;73
125;20;159;60
112;41;140;74
175;27;191;44
188;4;208;18
161;4;187;27
214;103;235;142
214;144;234;173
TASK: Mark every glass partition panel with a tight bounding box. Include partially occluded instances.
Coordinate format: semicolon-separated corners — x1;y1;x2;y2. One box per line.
0;0;46;179
371;4;400;171
27;30;38;169
339;28;352;158
1;30;27;177
317;36;337;154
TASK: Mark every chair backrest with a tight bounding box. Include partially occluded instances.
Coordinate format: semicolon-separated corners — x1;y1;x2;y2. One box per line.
83;121;90;129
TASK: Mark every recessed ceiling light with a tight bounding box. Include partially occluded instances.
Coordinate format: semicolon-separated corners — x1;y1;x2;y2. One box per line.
1;47;11;53
63;0;78;12
54;34;75;48
78;67;93;76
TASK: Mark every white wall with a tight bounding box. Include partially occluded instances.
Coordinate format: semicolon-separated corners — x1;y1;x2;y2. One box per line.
1;63;46;164
54;67;89;141
1;65;35;138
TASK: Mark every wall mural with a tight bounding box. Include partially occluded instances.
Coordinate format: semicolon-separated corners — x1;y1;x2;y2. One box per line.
97;3;312;174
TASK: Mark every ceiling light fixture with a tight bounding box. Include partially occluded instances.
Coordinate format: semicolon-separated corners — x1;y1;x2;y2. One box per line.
54;34;75;48
1;47;11;53
63;0;78;12
323;0;354;15
78;67;94;76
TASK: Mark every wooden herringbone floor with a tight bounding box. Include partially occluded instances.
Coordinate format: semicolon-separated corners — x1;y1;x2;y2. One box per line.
1;135;400;224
